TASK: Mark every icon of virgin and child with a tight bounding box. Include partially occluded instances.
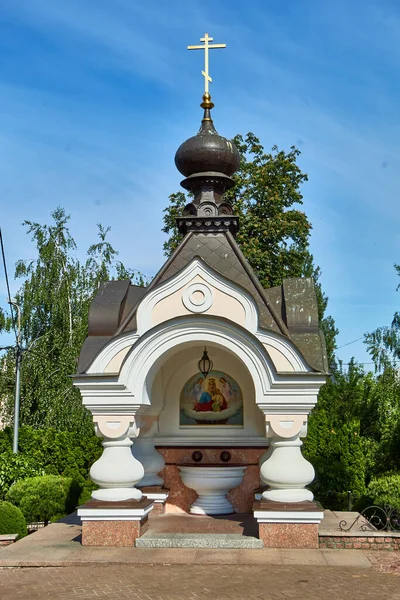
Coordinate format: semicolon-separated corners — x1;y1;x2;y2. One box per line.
180;370;243;426
192;375;233;413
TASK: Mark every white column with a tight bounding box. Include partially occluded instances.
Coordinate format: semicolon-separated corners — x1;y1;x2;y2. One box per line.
90;415;144;502
131;417;165;487
259;414;315;503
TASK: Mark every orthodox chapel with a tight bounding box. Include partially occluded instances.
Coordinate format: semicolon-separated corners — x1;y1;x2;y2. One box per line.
74;34;328;549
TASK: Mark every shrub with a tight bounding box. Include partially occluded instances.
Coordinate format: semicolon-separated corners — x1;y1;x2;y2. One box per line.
304;413;368;509
0;500;27;539
6;475;81;524
0;452;43;499
367;473;400;509
0;426;103;485
0;427;102;498
78;480;97;505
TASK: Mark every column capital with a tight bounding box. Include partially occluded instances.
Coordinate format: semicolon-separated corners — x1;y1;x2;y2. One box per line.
263;414;308;439
93;414;140;439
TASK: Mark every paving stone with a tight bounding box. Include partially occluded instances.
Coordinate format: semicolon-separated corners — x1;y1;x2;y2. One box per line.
0;564;400;600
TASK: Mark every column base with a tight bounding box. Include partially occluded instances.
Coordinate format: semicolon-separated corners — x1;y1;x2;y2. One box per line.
254;485;269;501
77;498;153;546
253;500;324;549
138;486;170;516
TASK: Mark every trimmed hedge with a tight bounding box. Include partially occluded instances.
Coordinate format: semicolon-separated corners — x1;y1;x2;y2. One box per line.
0;426;102;499
0;500;27;539
367;473;400;509
0;452;43;498
6;475;81;524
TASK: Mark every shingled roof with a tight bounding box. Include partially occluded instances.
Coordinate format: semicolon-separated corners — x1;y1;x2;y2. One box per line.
77;228;328;374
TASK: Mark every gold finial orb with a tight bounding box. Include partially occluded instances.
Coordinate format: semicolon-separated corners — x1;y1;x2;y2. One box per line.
200;92;214;110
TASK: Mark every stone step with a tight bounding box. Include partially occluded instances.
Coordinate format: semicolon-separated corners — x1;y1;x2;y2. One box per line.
135;533;263;549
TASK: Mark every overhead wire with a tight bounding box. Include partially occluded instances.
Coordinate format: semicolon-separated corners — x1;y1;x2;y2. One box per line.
0;227;18;345
337;337;364;349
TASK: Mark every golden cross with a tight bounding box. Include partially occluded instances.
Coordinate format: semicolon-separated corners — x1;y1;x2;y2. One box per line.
188;33;226;94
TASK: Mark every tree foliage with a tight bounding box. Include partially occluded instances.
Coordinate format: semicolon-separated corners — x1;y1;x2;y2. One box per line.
304;359;400;508
163;133;338;361
0;501;27;538
365;265;400;372
0;426;102;503
0;208;147;434
6;475;81;524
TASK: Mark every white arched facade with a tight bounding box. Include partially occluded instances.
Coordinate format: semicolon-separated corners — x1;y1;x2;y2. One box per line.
76;316;325;418
73;258;326;506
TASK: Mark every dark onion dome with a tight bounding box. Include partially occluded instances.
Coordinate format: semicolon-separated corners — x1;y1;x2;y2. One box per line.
175;94;240;179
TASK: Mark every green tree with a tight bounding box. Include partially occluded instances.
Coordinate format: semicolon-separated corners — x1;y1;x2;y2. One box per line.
0;208;147;434
163;133;337;360
365;265;400;371
363;263;400;474
304;357;400;507
304;361;376;507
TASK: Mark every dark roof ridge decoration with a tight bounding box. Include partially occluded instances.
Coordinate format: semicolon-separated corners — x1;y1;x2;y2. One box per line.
174;92;241;236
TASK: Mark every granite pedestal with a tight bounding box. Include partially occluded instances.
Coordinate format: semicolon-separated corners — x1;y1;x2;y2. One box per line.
138;486;169;516
254;500;324;549
77;498;153;546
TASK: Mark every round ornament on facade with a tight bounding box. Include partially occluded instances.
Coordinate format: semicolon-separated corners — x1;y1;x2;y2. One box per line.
182;282;213;313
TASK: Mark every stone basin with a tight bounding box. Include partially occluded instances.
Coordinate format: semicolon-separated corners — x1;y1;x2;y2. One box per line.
178;464;247;515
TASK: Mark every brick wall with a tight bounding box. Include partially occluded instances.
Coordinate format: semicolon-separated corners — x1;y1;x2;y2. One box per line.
0;534;18;546
319;534;400;551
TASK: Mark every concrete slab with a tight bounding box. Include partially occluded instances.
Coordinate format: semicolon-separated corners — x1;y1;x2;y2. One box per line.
281;549;327;566
195;549;241;564
237;548;283;564
322;549;372;568
0;516;372;569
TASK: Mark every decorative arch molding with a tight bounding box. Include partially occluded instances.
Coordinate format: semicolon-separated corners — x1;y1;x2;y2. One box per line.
87;324;311;380
79;317;326;416
135;257;259;336
257;330;311;373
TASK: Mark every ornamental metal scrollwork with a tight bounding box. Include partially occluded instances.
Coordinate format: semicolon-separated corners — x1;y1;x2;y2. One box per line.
338;505;400;532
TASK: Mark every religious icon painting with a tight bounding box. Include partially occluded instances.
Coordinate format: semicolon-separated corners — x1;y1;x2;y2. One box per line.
179;370;244;427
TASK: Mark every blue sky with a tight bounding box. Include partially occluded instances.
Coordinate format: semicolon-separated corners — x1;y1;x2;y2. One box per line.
1;0;400;368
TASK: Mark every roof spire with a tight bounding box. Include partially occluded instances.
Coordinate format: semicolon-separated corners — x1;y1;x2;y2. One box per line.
174;34;240;236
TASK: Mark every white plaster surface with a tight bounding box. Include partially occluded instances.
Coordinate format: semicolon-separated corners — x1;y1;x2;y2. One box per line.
104;346;131;373
155;345;265;444
152;274;247;328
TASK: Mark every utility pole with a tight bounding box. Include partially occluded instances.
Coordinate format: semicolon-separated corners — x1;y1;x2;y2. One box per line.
1;302;40;454
0;229;23;454
0;299;23;454
10;299;22;454
11;299;22;454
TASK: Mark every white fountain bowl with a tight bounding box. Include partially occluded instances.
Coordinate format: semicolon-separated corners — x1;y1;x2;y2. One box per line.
179;465;246;515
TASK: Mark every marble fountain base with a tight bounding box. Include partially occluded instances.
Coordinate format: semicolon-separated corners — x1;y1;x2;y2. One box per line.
178;464;247;515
